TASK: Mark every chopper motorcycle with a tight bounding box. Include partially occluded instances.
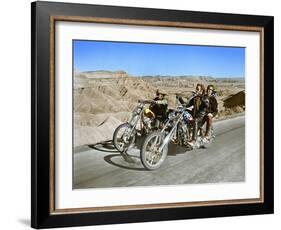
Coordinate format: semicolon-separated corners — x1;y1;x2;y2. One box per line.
140;96;214;170
113;99;167;154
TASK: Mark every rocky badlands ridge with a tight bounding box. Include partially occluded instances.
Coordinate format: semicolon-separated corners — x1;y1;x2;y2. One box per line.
74;71;245;147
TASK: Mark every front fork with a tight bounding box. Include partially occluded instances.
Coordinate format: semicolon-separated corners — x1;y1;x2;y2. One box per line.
124;112;142;141
159;118;181;151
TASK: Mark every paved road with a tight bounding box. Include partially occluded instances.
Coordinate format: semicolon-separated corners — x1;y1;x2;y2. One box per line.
73;115;245;189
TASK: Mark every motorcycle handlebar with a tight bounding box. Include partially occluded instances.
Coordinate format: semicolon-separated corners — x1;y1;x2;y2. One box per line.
175;106;193;113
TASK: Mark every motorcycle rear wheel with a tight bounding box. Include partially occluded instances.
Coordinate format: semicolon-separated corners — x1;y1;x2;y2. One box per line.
140;131;168;170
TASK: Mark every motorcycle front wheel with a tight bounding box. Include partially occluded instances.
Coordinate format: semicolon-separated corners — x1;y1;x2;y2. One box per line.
113;123;136;153
140;132;168;170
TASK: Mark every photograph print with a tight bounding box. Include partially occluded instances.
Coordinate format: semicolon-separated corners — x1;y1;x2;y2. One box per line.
73;40;246;189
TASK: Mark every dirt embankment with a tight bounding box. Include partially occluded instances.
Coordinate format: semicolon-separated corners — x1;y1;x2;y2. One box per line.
74;71;245;147
74;71;156;146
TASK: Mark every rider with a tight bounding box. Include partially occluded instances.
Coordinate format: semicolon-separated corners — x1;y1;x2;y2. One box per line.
188;84;207;116
203;84;218;140
191;84;209;144
178;83;208;116
144;89;168;128
178;83;209;147
151;89;168;119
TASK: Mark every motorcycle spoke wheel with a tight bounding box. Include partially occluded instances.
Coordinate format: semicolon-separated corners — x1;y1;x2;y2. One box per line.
113;123;136;153
141;132;168;170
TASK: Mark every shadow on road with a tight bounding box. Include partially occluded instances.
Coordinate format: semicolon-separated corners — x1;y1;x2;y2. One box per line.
88;140;118;153
137;135;192;156
89;138;192;171
88;136;145;153
167;143;192;156
104;154;147;171
88;136;191;154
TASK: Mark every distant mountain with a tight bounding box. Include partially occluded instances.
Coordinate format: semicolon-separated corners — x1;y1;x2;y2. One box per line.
140;75;244;81
75;70;128;79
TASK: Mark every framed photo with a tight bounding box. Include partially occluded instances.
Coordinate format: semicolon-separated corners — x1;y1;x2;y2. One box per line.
31;1;274;228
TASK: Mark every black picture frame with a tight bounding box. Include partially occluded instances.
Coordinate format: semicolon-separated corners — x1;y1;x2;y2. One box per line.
31;1;274;228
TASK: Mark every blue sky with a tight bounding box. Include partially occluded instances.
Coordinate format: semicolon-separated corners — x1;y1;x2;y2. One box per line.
73;40;245;78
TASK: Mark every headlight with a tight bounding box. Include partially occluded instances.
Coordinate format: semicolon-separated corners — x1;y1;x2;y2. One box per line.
183;111;193;122
134;106;142;114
